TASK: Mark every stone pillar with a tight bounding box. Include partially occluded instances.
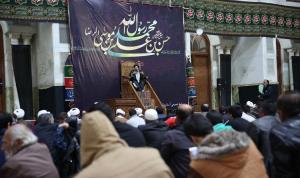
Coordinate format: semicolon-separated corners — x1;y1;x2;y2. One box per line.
22;34;33;45
9;33;33;45
224;46;233;104
215;45;225;108
287;49;295;90
9;33;19;45
8;33;21;110
225;47;231;55
296;50;300;56
216;45;224;78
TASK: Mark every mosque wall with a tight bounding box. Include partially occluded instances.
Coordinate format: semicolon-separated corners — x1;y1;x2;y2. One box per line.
0;21;38;112
0;21;69;115
1;0;300;113
36;23;54;89
230;37;278;104
231;37;265;85
37;23;69;115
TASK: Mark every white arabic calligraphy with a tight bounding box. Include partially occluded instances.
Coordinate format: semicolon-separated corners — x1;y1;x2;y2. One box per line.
84;9;171;57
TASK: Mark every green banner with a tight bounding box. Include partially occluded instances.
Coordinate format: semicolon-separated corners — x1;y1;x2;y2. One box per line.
183;0;300;39
0;0;66;21
0;0;299;39
135;0;300;39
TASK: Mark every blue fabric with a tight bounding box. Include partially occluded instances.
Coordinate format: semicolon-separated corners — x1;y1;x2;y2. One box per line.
0;128;6;168
53;127;80;178
54;127;68;152
158;114;167;121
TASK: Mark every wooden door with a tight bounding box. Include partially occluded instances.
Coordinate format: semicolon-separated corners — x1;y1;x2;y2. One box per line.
12;45;33;119
292;56;300;92
192;54;211;111
0;26;5;111
220;54;231;106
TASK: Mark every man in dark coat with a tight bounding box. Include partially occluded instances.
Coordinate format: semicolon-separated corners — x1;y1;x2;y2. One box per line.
254;102;279;178
0;124;59;178
227;104;260;146
200;104;209;117
34;112;80;178
139;109;168;149
114;121;146;147
129;64;147;91
160;104;194;178
54;115;80;178
88;102;146;147
34;113;57;158
258;80;274;102
270;92;300;178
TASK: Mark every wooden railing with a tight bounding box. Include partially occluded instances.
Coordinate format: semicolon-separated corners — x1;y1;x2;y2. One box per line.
121;79;163;110
127;81;147;110
145;80;163;108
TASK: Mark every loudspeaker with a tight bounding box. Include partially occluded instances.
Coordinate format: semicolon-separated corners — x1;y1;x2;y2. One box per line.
217;78;224;90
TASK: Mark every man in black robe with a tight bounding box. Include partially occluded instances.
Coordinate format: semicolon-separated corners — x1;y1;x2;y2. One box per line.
129;64;147;91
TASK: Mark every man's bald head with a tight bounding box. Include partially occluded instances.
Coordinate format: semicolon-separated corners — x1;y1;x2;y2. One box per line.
176;104;193;124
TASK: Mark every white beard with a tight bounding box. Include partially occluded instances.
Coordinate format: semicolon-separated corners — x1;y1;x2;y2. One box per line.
4;150;13;160
4;148;17;160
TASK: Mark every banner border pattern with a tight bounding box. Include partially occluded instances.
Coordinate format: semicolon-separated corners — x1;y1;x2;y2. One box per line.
0;0;299;38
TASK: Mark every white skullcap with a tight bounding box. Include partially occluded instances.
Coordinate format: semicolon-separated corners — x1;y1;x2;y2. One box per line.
116;108;125;116
144;109;158;121
13;108;25;119
246;101;256;108
37;110;50;118
135;108;143;115
68;108;80;117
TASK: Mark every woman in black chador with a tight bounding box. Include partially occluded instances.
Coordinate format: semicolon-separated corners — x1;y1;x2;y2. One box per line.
129;64;147;91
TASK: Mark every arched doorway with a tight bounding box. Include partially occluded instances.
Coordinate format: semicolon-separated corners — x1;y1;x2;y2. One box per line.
191;34;211;111
0;26;5;111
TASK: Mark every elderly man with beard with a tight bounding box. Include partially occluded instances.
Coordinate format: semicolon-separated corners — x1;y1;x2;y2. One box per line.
0;124;59;178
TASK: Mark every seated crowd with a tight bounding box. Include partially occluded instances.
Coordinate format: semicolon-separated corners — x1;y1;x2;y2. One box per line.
0;92;300;178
